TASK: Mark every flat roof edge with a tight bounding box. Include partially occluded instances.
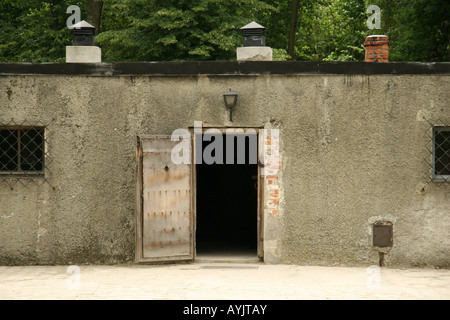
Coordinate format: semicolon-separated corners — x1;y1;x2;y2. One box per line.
0;61;449;76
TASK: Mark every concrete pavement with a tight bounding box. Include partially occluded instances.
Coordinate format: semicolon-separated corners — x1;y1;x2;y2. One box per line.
0;262;449;300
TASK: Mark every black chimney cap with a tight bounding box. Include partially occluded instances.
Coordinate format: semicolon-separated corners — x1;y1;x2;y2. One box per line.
240;21;266;47
69;20;96;46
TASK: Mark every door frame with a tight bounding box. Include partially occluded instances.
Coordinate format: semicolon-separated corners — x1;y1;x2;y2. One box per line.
135;135;144;262
135;128;265;262
192;127;264;260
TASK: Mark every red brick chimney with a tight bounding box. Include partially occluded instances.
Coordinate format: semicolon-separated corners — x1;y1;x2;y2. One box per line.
364;35;390;62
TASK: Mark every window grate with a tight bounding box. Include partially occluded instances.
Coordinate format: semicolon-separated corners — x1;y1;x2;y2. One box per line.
424;119;450;186
0;119;53;189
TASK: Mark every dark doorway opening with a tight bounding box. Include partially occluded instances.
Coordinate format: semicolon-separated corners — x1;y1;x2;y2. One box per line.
196;132;258;257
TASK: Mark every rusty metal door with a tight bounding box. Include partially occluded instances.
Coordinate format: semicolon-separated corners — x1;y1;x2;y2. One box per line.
135;135;194;262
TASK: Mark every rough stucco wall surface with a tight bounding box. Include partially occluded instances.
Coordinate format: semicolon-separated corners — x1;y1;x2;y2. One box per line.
0;72;449;267
279;75;449;268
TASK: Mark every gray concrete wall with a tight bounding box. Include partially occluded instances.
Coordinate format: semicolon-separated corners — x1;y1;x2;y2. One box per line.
0;65;449;267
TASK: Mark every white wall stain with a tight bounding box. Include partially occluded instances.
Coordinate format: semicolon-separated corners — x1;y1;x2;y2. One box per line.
416;109;431;121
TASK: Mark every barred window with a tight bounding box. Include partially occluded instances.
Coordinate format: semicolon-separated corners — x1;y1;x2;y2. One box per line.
0;127;44;174
433;127;450;180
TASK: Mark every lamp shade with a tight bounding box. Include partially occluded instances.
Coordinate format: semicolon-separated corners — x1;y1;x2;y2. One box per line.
223;90;238;108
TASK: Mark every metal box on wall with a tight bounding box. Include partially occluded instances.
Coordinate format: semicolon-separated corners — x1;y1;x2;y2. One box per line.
373;221;393;249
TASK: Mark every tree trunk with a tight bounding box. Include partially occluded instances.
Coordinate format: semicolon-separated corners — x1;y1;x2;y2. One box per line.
87;0;103;35
51;0;63;30
288;0;301;59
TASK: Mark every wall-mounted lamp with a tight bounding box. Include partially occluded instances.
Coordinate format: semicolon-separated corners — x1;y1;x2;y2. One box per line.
223;89;238;121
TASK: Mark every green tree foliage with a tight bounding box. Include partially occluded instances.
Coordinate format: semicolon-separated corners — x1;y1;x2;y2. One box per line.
260;0;366;61
369;0;450;61
0;0;447;62
0;0;85;62
297;0;366;61
96;0;275;61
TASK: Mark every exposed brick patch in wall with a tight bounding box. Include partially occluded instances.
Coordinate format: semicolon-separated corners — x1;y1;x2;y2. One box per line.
263;129;281;216
364;35;390;62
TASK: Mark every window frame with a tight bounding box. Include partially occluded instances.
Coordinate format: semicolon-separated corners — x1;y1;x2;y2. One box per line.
0;126;45;175
432;126;450;181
